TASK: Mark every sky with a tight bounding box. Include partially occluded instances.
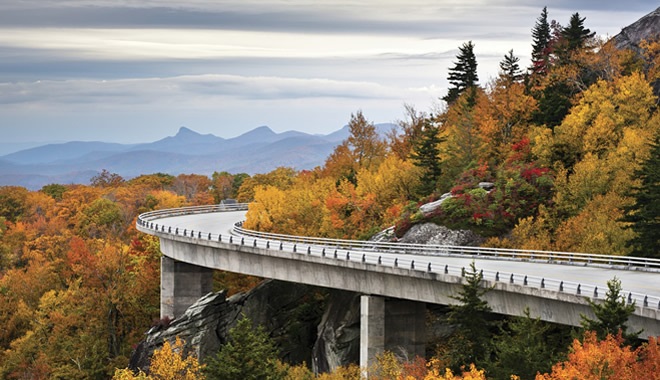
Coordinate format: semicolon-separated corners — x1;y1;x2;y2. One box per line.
0;0;657;150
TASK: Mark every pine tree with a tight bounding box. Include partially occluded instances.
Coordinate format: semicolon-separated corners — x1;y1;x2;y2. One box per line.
444;262;493;370
561;12;596;52
204;316;286;380
499;49;523;85
488;308;560;380
410;118;444;197
624;133;660;257
530;6;551;75
443;41;479;106
580;277;641;344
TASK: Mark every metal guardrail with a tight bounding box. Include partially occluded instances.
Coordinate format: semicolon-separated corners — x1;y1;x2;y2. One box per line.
136;204;660;311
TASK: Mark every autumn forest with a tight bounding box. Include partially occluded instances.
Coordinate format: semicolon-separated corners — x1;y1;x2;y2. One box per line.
1;7;660;380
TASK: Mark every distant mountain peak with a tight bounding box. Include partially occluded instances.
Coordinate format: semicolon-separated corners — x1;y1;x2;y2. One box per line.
175;126;200;137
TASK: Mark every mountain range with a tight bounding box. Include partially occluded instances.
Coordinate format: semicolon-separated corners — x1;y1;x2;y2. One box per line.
0;124;395;190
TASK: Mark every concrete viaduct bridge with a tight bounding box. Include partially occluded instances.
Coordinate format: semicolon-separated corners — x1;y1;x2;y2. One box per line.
137;204;660;368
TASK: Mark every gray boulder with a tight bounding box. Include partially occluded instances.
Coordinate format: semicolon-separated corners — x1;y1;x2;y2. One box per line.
398;223;483;247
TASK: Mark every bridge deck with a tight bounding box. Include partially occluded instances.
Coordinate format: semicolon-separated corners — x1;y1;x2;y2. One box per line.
153;211;660;303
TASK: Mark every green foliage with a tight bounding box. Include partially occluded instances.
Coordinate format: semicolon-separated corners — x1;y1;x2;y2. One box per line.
558;13;596;59
443;262;493;370
41;183;68;201
410;119;444;197
443;41;479;106
581;277;641;344
488;308;566;380
530;6;551;75
499;49;523;85
204;316;286;380
624;133;660;258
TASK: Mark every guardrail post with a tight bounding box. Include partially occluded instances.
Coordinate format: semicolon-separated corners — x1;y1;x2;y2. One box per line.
241;238;244;245
219;235;222;242
427;263;432;272
183;229;187;236
334;250;338;259
378;256;382;264
411;260;415;270
346;252;350;260
524;276;528;286
266;241;269;248
576;284;581;295
394;258;398;267
208;233;211;240
280;242;283;250
644;296;648;307
176;228;179;234
559;281;564;292
293;244;297;253
198;231;202;238
461;267;465;277
308;246;311;255
362;254;366;263
509;274;514;284
628;293;633;304
593;287;598;298
541;278;545;288
253;239;257;247
322;248;325;256
444;265;448;274
229;236;233;244
168;227;172;233
495;272;500;281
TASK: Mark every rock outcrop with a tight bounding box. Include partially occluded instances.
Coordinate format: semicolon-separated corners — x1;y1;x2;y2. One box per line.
312;291;361;373
612;7;660;52
398;222;483;247
130;280;325;373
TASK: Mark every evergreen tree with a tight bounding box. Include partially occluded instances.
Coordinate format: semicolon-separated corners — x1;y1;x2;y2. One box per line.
499;49;523;85
624;134;660;258
410;118;444;197
560;12;596;53
488;308;561;380
204;316;286;380
580;277;641;344
530;6;551;75
443;41;479;106
443;262;493;370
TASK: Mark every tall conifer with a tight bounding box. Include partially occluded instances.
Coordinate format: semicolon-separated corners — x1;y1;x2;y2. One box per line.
530;6;551;75
443;41;479;106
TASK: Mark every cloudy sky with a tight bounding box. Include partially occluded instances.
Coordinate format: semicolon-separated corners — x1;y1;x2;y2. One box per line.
0;1;656;150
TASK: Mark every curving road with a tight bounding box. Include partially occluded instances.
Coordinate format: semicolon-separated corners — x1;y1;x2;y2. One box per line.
137;205;660;336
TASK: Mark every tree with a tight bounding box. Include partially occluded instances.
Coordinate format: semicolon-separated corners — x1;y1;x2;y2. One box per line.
442;262;493;370
345;111;387;172
624;133;660;258
443;41;479;106
410;118;444;197
113;337;204;380
558;13;596;60
204;316;285;380
499;49;523;85
488;308;562;380
530;6;552;75
536;331;659;380
581;277;641;344
91;169;125;188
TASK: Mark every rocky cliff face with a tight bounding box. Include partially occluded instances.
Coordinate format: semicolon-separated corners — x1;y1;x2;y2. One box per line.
130;280;326;373
612;7;660;52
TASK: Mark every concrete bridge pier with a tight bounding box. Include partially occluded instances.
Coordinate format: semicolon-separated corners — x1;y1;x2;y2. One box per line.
160;256;213;319
360;295;426;371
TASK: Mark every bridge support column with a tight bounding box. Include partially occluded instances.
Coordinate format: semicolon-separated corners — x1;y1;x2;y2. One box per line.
360;296;426;371
160;256;213;319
